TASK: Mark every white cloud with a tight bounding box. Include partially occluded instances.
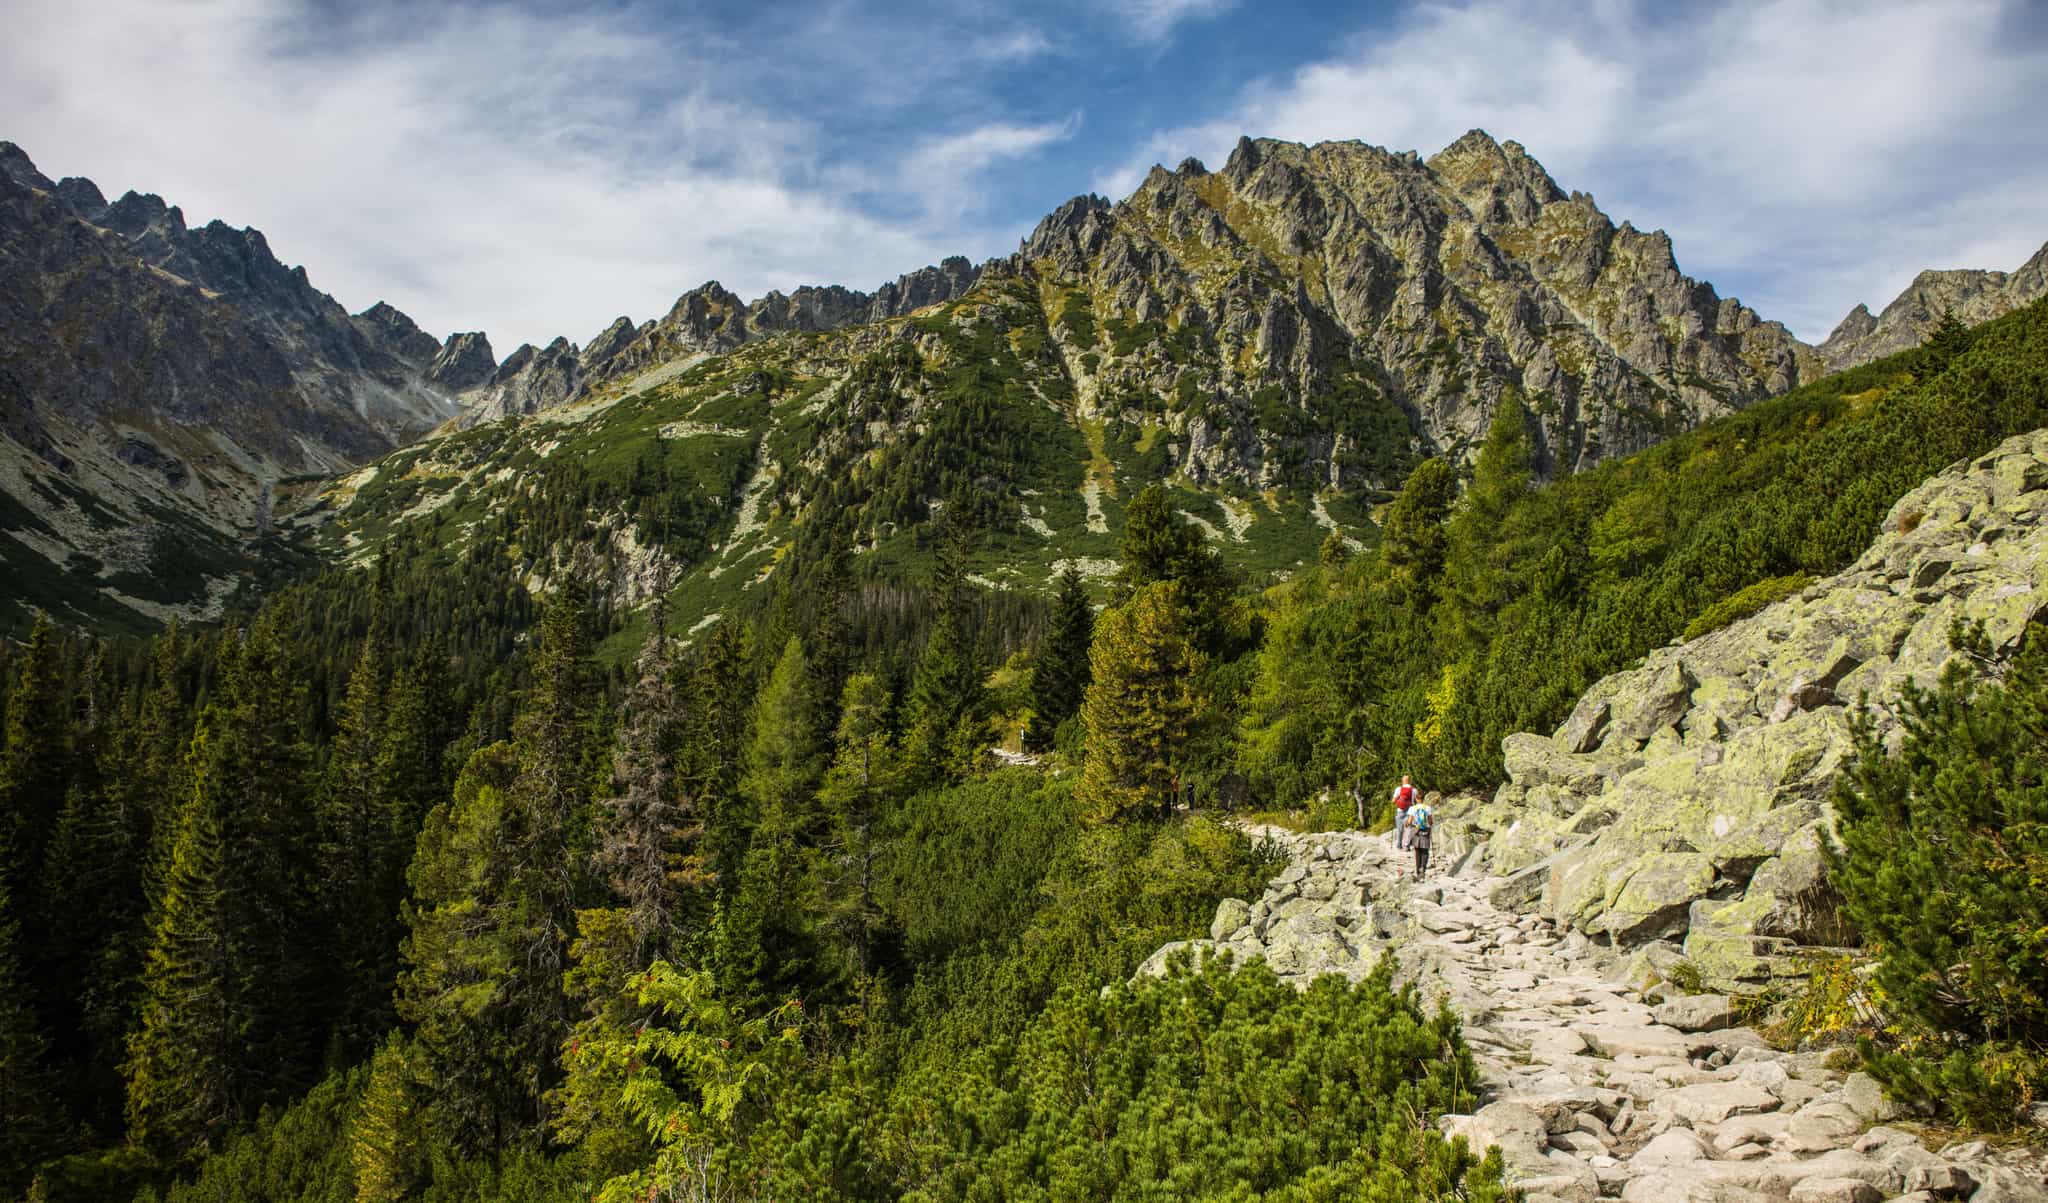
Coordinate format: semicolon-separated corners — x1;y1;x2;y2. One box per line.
1099;0;2048;341
1106;0;1240;43
909;118;1081;181
969;28;1055;62
0;0;1055;353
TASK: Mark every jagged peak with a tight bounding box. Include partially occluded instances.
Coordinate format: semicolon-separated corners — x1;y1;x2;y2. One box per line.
1438;128;1505;159
55;176;107;214
1823;303;1878;347
0;141;55;192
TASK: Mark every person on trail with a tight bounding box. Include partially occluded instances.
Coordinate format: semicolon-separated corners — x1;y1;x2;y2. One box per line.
1391;776;1419;850
1411;799;1434;879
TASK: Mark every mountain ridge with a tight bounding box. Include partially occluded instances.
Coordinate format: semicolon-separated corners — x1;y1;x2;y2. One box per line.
1819;240;2048;370
3;129;2040;635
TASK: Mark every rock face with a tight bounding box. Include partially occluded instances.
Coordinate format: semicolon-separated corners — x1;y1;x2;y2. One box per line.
1443;428;2048;988
1017;132;1821;485
1136;825;2048;1202
0;140;466;627
1820;242;2048;371
457;259;988;424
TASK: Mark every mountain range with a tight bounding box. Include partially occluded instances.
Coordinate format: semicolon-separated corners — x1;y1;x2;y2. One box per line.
1;132;2042;635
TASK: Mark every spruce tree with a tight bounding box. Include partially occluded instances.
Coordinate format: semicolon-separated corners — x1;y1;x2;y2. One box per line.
1115;483;1214;596
39;648;148;1126
0;611;69;911
0;869;62;1187
817;672;897;992
396;742;530;1151
214;607;319;1097
901;530;987;785
124;721;238;1163
503;580;598;1127
318;608;399;1060
134;625;193;894
1024;567;1094;752
1077;582;1209;823
349;1035;422;1203
682;618;751;887
1443;397;1536;635
1379;457;1457;595
594;597;703;962
725;636;826;1002
125;605;321;1158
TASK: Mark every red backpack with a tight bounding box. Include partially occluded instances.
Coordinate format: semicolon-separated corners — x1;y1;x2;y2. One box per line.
1395;784;1416;810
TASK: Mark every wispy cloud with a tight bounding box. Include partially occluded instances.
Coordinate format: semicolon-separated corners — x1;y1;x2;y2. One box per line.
1106;0;1240;43
969;28;1056;62
1100;0;2048;340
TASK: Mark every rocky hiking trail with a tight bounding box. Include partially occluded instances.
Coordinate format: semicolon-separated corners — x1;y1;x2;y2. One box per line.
1138;826;2048;1203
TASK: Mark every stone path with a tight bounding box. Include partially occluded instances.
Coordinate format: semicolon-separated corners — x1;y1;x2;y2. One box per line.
1138;827;2048;1203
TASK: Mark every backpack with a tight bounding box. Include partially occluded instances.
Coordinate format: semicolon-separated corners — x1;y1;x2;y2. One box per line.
1413;807;1431;833
1395;784;1416;809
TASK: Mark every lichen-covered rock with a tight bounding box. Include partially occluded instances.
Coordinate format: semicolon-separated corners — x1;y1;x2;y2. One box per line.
1462;429;2048;963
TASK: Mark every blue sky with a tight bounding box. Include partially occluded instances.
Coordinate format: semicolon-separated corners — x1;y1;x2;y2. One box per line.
6;0;2046;354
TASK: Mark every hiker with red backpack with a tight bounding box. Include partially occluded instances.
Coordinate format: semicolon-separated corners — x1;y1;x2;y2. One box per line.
1391;776;1419;850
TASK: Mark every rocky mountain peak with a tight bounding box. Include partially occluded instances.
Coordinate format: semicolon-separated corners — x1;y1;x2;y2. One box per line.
427;330;497;390
354;300;441;365
0;141;54;191
1819;238;2048;370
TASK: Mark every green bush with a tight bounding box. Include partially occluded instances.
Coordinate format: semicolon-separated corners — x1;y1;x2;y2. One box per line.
1681;573;1812;640
890;954;1508;1201
1830;625;2048;1130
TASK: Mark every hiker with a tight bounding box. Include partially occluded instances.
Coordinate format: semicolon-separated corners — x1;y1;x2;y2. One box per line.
1390;775;1419;849
1411;798;1434;879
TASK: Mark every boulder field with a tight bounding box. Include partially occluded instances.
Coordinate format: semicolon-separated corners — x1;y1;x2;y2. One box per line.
1445;426;2048;991
1139;827;2048;1202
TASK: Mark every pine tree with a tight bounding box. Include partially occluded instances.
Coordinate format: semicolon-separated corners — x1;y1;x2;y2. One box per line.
349;1036;421;1203
0;869;63;1188
682;618;751;888
124;721;238;1163
1830;628;2048;1128
725;637;827;1001
594;597;703;962
1379;457;1457;595
817;672;898;994
901;531;987;785
319;607;399;1061
38;648;148;1127
1115;482;1232;651
396;742;530;1153
0;611;70;911
502;580;598;1128
1078;582;1209;823
1023;568;1094;752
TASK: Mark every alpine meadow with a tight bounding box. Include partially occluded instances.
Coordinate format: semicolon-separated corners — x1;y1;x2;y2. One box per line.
4;3;2048;1200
